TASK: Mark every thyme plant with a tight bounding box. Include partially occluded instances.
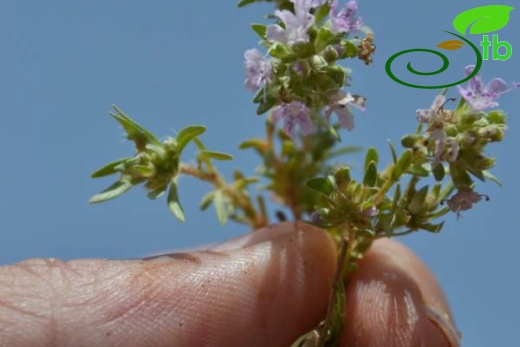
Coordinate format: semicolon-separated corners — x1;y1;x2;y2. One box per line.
89;1;517;346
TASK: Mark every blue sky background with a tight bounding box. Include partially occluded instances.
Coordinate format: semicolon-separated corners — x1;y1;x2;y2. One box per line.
0;1;518;345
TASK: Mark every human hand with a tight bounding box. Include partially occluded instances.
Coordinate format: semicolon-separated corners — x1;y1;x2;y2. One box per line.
0;222;459;347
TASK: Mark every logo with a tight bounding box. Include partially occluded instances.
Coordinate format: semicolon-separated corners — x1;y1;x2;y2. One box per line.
385;5;515;89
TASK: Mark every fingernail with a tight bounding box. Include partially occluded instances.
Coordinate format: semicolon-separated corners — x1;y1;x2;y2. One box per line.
424;302;462;347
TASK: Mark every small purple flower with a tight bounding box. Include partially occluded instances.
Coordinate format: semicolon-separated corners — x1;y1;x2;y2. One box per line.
362;206;378;218
416;94;446;123
324;91;365;131
266;0;317;45
244;48;272;92
311;0;327;6
431;129;459;168
456;65;520;111
273;100;314;138
446;187;484;218
330;0;363;34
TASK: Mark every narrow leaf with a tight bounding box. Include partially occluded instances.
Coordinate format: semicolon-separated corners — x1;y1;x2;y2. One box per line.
449;162;473;188
393;150;412;179
239;139;268;153
91;158;130;178
408;186;429;215
213;190;228;225
439;181;456;201
363;161;378;187
147;185;167;200
364;147;379;172
314;26;335;52
251;24;267;38
237;0;256;7
432;163;446;181
306;177;334;195
419;221;444;233
89;179;132;204
198;150;234;161
167;180;185;222
325;146;363;159
177;125;206;153
110;105;160;150
409;164;429;177
388;140;398;164
199;191;215;211
483;170;502;187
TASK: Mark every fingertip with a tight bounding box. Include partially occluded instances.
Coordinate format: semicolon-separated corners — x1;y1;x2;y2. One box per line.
340;238;460;347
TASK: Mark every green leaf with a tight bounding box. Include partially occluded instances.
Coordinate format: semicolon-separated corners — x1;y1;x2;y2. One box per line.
251;24;267;39
483;170;502;187
147;185;167;200
467;168;486;182
89;179;132;204
268;42;291;59
237;0;256;7
408;164;429;177
213;190;228;225
426;207;451;220
234;176;260;189
419;221;444;233
314;3;331;24
449;162;473;188
110;105;160;150
292;41;315;58
388;140;398;164
91;157;130;178
167;179;185;222
176;125;206;153
334;167;351;185
314;26;335;52
238;139;267;153
430;183;442;202
132;165;155;177
363;161;378;187
306;177;334;195
453;5;514;35
363;147;378;170
256;95;278;115
393;150;413;180
432;163;446;181
487;110;506;124
408;185;429;215
198;150;234;161
199;191;215;211
324;146;363;159
439;181;456;201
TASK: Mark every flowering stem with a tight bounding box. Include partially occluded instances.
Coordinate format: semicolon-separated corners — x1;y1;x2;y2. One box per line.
317;233;349;347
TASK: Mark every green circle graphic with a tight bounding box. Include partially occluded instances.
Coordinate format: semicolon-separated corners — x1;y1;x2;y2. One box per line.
385;31;483;89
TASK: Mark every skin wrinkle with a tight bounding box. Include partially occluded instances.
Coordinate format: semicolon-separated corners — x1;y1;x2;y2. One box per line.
253;224;334;347
342;240;454;347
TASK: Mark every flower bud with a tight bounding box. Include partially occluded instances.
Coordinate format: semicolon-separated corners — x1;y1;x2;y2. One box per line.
401;134;419;148
323;45;339;63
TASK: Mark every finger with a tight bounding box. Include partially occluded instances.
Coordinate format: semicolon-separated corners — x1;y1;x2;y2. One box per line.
0;221;336;347
341;238;460;347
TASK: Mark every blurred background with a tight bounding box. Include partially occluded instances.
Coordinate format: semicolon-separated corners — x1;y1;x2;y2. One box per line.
0;1;518;345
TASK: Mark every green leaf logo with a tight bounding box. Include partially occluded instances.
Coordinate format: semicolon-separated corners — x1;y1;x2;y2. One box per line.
453;5;514;35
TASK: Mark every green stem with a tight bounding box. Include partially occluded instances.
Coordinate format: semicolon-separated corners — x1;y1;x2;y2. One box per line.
179;164;267;229
317;234;349;347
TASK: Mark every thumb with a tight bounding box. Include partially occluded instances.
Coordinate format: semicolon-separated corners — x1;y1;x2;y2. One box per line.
0;222;336;347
